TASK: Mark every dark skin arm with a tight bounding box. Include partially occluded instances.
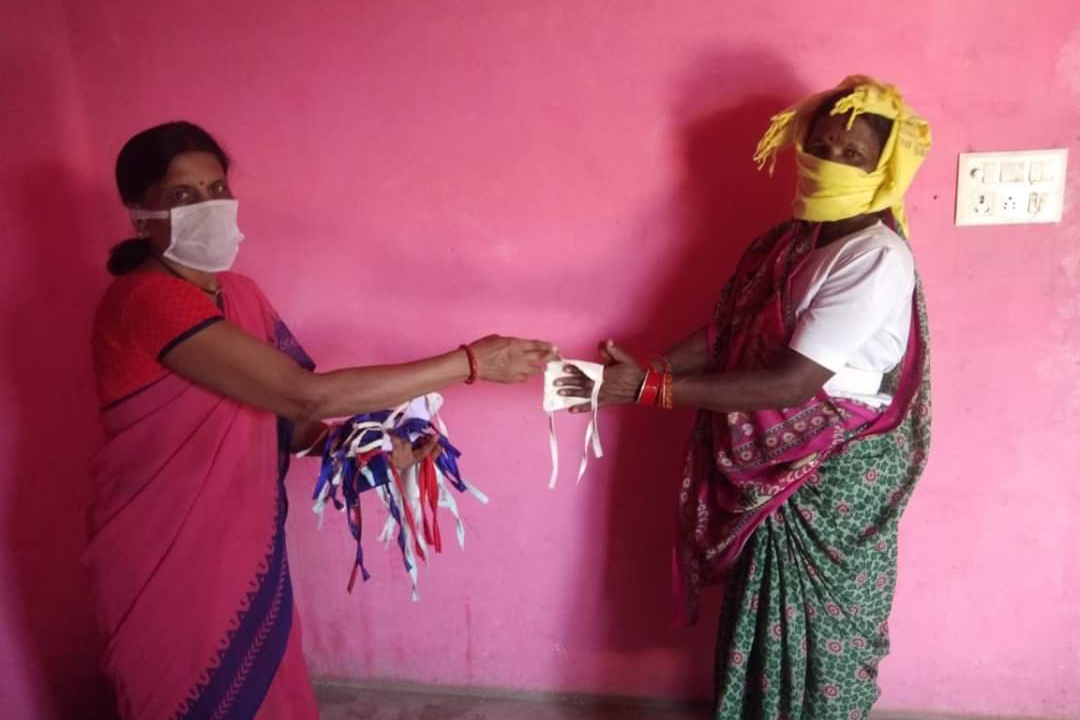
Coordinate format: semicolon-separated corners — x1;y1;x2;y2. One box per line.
174;323;543;468
662;326;711;375
164;321;558;425
557;340;834;413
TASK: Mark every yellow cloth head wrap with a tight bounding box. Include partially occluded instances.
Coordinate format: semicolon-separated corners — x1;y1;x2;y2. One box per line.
752;75;932;235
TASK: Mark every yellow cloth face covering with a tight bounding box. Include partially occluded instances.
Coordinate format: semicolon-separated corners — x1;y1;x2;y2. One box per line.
752;75;933;235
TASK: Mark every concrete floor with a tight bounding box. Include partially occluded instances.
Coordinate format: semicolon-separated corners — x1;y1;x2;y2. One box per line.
315;682;707;720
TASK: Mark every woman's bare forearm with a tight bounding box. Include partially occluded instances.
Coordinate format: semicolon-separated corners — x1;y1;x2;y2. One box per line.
663;326;710;375
303;350;471;419
671;367;813;413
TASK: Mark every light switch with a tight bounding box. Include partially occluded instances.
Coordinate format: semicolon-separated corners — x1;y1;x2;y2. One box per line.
1000;161;1026;183
1028;192;1040;214
956;149;1068;226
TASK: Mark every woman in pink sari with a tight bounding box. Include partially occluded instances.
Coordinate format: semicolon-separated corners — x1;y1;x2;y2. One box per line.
87;121;557;720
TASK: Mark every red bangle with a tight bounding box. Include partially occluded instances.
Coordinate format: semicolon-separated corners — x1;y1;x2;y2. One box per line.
637;369;662;406
460;344;478;384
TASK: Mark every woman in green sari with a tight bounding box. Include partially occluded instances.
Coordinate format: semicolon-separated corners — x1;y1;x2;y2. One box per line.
558;76;932;719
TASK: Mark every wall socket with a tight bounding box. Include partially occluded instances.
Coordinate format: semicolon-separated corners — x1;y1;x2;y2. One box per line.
955;149;1068;226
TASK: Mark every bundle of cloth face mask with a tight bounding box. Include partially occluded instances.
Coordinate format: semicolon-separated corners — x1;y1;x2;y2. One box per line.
310;394;487;600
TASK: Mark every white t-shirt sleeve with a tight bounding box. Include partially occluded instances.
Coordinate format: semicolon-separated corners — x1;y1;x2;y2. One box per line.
789;244;914;373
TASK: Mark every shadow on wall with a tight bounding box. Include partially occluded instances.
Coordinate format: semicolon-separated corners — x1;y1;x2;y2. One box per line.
558;51;806;700
1;66;119;719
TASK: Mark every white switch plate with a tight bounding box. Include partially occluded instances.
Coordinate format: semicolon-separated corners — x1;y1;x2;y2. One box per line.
955;148;1068;226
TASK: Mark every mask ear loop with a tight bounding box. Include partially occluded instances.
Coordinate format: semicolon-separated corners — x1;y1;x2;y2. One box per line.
129;207;171;220
547;409;560;489
130;207;169;240
575;367;604;482
543;361;562;488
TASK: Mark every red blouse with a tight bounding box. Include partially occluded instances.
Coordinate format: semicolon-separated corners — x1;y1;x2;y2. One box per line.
92;271;223;407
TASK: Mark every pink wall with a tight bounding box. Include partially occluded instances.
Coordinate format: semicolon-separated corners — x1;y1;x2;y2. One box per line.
4;1;1079;719
1;2;118;718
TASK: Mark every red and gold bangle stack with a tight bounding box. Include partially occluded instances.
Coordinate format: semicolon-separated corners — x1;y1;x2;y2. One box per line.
635;358;675;410
659;371;674;410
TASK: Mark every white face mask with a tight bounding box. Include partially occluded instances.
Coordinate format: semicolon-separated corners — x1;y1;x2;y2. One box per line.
543;359;605;489
131;199;244;272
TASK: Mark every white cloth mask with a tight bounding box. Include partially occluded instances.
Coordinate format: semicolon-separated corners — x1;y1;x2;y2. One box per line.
543;360;604;488
131;199;244;272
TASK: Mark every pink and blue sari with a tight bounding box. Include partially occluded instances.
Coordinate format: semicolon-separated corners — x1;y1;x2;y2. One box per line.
84;273;320;720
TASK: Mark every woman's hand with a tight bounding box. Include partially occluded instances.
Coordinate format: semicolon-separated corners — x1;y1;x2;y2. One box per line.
390;433;442;471
291;420;331;456
469;335;559;383
556;340;646;413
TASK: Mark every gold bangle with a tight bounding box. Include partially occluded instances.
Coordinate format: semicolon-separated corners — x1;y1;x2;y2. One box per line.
635;373;648;403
